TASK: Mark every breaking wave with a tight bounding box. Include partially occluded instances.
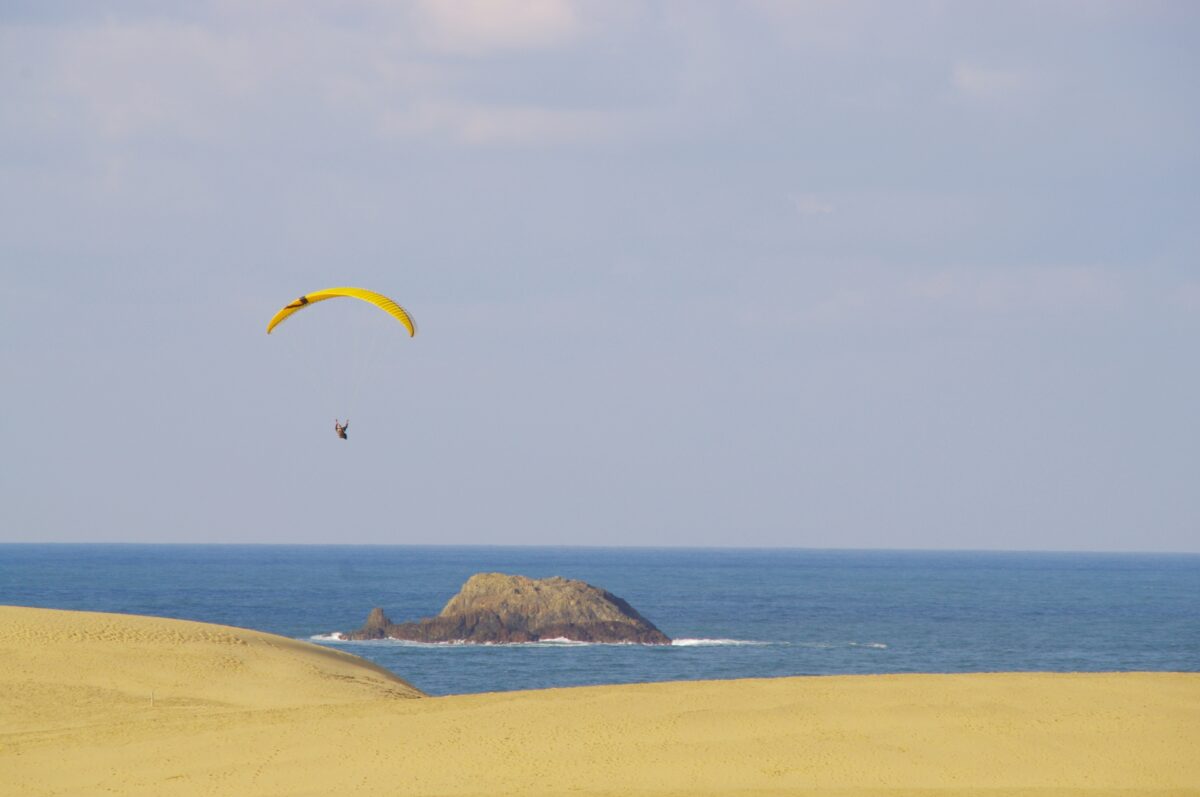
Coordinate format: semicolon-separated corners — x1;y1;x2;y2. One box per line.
310;635;636;648
670;638;775;647
310;635;884;649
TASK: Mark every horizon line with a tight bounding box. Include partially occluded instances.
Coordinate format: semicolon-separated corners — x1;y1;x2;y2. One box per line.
1;541;1197;556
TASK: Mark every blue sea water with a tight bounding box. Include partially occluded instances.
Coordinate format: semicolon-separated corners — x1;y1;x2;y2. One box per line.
1;545;1196;696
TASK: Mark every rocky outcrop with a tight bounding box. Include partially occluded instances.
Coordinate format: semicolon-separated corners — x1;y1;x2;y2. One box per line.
344;573;671;645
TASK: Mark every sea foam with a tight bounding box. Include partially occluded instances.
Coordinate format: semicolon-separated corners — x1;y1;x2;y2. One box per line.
309;636;632;648
670;638;774;647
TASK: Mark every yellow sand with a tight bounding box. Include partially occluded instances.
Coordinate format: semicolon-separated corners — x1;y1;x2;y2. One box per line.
1;606;1197;796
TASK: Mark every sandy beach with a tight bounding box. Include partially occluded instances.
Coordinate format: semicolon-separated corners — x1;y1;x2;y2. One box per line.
1;605;1196;796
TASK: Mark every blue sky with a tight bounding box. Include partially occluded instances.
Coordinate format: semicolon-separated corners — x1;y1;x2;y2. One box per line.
2;1;1197;550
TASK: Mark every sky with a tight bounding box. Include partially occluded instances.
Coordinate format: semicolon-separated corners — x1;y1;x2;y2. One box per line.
1;1;1197;551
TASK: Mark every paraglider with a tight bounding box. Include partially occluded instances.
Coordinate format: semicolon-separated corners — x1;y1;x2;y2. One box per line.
266;287;416;336
267;287;415;439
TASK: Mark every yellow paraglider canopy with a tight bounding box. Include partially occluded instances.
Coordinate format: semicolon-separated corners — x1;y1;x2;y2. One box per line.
266;287;416;337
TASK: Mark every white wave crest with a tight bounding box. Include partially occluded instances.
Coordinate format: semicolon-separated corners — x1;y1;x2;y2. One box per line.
670;638;773;647
311;634;881;650
311;637;466;647
309;636;637;648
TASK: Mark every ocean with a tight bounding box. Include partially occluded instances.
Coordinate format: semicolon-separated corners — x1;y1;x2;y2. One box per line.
1;545;1196;696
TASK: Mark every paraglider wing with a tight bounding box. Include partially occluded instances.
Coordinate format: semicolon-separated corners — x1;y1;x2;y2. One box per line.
266;287;416;336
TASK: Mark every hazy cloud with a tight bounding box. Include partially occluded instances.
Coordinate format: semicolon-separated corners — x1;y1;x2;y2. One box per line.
951;63;1032;101
909;266;1124;314
8;7;625;148
414;0;579;54
791;194;835;216
46;23;261;139
1172;281;1200;311
379;102;633;145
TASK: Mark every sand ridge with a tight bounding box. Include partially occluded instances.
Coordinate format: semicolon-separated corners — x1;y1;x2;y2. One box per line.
1;605;1197;796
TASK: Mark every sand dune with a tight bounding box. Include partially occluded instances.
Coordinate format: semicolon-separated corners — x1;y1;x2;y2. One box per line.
1;606;1197;796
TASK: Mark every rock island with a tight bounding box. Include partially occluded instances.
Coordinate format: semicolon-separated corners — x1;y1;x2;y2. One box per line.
345;572;671;644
